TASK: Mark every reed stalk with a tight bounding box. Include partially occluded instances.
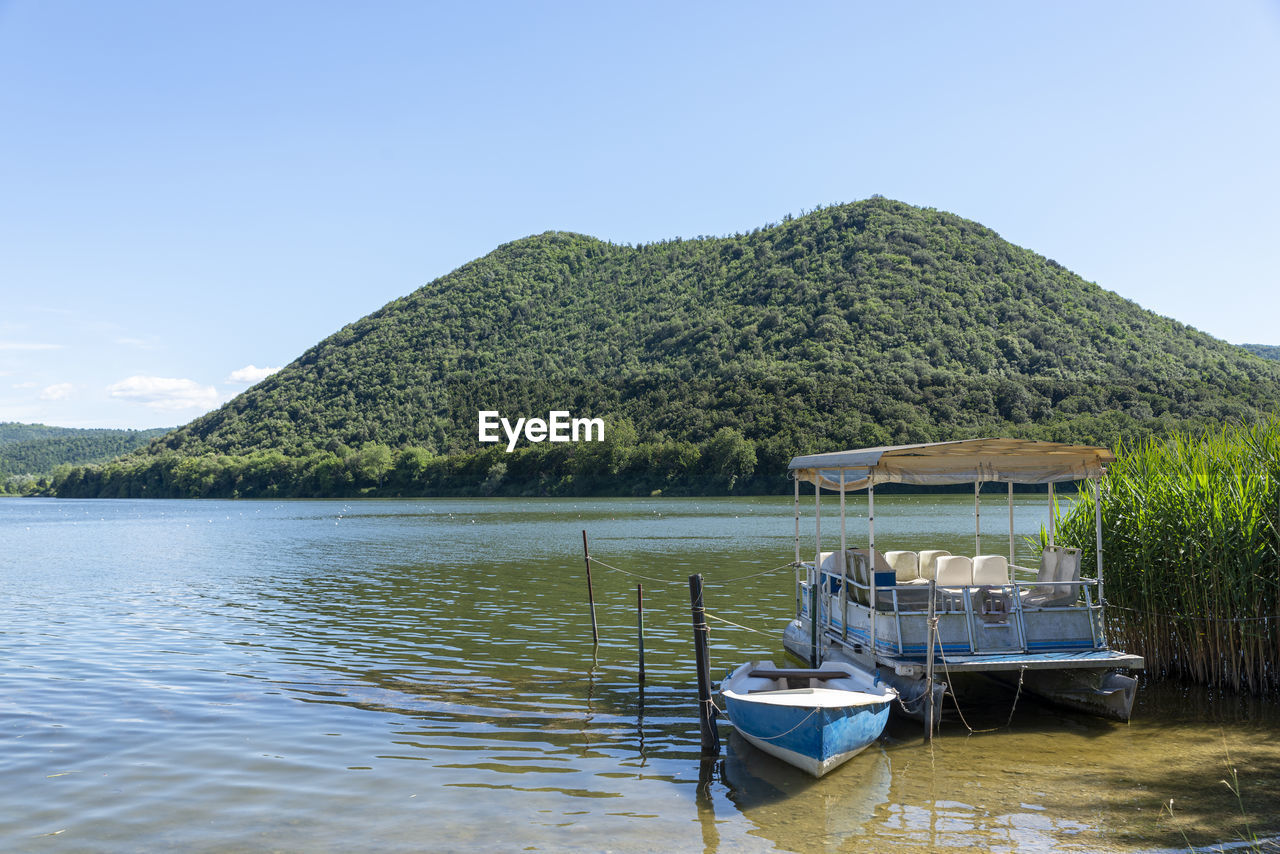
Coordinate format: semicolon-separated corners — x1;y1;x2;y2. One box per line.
1056;417;1280;695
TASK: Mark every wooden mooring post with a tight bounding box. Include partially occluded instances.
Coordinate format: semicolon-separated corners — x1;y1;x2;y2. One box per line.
582;530;599;645
688;574;720;757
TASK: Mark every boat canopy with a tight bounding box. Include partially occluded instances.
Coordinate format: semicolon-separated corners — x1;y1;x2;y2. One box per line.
788;438;1114;491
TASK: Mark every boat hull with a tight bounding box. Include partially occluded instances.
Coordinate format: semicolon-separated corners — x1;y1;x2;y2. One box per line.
721;661;894;778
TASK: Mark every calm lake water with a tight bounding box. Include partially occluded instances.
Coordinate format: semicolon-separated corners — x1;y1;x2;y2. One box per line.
3;495;1278;853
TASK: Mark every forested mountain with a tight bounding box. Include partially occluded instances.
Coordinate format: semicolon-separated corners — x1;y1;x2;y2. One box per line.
1;423;170;492
53;198;1280;498
1242;344;1280;361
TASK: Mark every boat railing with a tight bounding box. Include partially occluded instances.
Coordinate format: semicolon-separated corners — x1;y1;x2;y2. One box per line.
798;560;1108;655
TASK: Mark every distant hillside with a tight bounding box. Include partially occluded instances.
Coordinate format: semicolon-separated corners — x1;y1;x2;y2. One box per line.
0;422;87;446
54;198;1280;498
1242;343;1280;362
1;423;170;490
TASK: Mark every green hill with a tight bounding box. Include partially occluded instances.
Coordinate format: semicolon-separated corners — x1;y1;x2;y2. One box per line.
54;198;1280;498
1242;343;1280;362
1;423;171;492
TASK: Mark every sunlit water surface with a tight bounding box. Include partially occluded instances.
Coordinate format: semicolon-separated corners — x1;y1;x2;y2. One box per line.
2;496;1277;852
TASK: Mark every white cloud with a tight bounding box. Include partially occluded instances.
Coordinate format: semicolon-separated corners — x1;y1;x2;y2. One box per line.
106;375;222;411
0;341;62;351
39;383;74;400
115;336;159;350
228;364;282;384
12;381;37;389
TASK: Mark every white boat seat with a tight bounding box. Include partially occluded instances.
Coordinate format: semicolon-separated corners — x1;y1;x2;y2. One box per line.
848;548;891;574
973;554;1009;587
884;550;919;583
917;549;951;582
1022;545;1083;607
818;551;846;573
934;555;973;588
748;668;848;680
934;555;973;611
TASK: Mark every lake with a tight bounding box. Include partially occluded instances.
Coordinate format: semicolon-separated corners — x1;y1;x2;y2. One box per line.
3;495;1277;852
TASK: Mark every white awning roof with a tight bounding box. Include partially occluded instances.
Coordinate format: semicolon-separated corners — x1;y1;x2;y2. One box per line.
789;438;1114;490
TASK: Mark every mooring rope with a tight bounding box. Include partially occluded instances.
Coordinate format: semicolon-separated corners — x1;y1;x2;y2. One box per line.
721;704;822;742
583;555;676;585
704;562;799;585
584;554;795;586
936;644;1027;735
703;610;776;637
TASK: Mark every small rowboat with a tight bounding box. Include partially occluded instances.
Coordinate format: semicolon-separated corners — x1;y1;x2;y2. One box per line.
720;660;896;777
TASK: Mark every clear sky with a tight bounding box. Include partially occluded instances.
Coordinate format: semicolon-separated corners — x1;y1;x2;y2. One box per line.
2;1;1278;430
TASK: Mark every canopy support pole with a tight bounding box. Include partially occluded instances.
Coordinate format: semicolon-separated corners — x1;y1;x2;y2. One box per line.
1048;482;1056;547
793;476;800;566
974;480;982;555
794;474;801;629
867;484;875;556
839;472;847;562
1008;482;1015;566
839;471;848;641
1095;478;1104;600
812;479;821;666
868;483;876;659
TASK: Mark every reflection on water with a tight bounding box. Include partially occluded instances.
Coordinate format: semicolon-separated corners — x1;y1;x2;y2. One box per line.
2;496;1277;853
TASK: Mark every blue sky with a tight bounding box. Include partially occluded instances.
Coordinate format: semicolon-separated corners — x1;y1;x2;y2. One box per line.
2;1;1278;430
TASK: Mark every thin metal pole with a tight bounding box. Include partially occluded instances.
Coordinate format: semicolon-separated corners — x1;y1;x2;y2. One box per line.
1008;482;1015;566
925;580;937;741
839;471;848;641
810;577;820;668
868;483;876;658
839;472;847;565
974;480;982;555
867;484;875;554
1048;483;1056;547
794;475;801;621
1094;479;1104;601
582;529;599;645
637;583;646;683
793;475;800;566
815;477;822;568
688;574;720;756
812;478;821;665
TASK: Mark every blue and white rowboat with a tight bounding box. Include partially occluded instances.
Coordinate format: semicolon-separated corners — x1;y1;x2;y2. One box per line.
721;660;896;777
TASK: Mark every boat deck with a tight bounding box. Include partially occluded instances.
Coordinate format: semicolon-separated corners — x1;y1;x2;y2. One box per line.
876;647;1144;674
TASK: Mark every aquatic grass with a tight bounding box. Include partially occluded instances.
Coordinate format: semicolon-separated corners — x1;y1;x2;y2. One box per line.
1056;417;1280;695
1160;740;1273;854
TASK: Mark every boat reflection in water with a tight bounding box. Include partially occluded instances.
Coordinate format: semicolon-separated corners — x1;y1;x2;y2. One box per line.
719;730;893;853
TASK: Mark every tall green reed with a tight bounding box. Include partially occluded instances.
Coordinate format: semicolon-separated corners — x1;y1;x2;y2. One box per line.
1056;417;1280;695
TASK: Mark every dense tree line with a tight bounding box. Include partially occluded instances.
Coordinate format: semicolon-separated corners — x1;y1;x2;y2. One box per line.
50;426;762;498
1242;343;1280;362
44;198;1280;498
1;424;170;494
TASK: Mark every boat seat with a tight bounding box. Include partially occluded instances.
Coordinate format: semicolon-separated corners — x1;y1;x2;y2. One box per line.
935;555;973;587
848;548;891;574
917;549;951;582
934;555;973;610
818;551;847;573
884;550;919;583
748;668;848;680
818;551;846;593
1022;545;1083;607
846;548;891;605
973;554;1009;587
